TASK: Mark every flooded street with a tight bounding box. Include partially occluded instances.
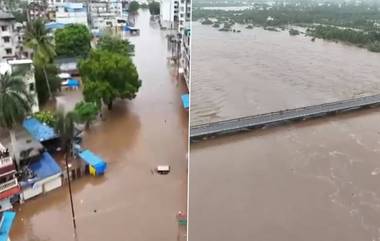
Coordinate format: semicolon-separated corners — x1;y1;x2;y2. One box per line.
11;10;188;241
191;22;380;125
189;21;380;241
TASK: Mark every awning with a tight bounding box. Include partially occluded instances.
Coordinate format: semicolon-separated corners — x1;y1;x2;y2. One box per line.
181;94;189;109
23;118;58;142
62;79;80;87
0;211;16;241
79;150;107;174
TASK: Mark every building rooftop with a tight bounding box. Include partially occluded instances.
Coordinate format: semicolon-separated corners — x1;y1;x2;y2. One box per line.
0;11;15;20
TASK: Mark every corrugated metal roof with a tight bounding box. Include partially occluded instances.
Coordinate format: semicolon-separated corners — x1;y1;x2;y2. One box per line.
0;11;15;20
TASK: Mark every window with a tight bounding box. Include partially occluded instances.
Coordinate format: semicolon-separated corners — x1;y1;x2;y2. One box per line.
1;26;7;31
29;83;35;92
5;48;12;55
3;36;10;43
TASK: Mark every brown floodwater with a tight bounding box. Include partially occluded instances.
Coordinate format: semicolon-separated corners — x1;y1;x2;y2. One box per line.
11;10;188;241
191;22;380;125
189;22;380;241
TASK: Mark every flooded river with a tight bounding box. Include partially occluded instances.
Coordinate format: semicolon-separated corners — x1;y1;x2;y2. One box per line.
189;21;380;241
11;10;188;241
191;22;380;125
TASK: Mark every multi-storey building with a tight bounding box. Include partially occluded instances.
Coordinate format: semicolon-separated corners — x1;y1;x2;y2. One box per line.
88;0;128;30
0;60;39;113
0;12;17;60
55;2;88;26
179;0;190;88
0;143;20;212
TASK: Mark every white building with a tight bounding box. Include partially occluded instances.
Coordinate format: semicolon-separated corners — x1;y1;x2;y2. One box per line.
0;60;39;113
88;0;128;30
0;12;17;60
55;2;88;26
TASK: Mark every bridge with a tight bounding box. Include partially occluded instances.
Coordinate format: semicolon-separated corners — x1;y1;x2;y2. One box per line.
190;94;380;141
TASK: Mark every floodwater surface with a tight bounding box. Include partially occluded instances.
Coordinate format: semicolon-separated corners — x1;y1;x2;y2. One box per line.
191;22;380;125
189;109;380;241
11;10;188;241
189;19;380;241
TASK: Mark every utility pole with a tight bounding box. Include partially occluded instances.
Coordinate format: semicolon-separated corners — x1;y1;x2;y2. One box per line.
65;141;77;232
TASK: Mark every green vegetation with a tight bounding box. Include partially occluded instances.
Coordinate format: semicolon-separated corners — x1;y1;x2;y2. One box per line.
97;35;135;56
212;22;220;28
194;2;380;52
289;28;300;36
24;19;55;100
55;24;92;58
34;111;57;127
129;1;140;13
148;1;160;15
34;64;60;105
0;73;33;162
201;18;213;25
79;50;141;110
308;25;380;51
73;101;99;129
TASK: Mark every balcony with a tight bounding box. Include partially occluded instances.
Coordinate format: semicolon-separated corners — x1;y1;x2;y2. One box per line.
0;179;18;194
0;157;13;169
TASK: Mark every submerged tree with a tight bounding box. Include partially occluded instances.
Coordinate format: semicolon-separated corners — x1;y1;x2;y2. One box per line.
73;101;99;129
148;1;160;15
97;35;135;56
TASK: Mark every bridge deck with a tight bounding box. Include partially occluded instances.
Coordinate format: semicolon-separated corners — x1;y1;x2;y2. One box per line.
190;94;380;141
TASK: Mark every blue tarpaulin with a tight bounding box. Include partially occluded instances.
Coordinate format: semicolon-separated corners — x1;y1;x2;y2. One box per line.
23;118;58;142
79;150;107;174
181;94;189;109
20;152;62;188
63;79;80;87
0;211;16;241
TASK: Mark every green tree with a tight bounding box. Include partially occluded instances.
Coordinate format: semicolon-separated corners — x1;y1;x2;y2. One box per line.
55;24;92;58
24;19;55;100
73;101;99;129
34;64;60;105
149;1;160;15
0;73;33;163
128;1;140;13
79;50;141;110
97;35;135;56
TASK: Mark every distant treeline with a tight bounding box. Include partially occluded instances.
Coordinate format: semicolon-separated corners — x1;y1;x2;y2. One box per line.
193;2;380;52
193;3;380;30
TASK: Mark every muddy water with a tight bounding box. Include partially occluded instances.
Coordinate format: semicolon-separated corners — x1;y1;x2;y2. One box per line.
191;22;380;125
189;109;380;241
189;20;380;241
11;10;188;241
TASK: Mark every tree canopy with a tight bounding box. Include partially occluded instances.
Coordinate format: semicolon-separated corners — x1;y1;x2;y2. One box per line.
97;35;135;56
128;1;140;13
55;24;92;57
149;1;160;15
73;101;99;129
24;19;55;99
79;50;141;110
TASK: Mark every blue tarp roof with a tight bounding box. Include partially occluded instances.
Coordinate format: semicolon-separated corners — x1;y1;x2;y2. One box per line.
0;211;15;241
79;150;107;174
67;79;80;87
23;118;58;142
181;94;189;109
19;152;62;188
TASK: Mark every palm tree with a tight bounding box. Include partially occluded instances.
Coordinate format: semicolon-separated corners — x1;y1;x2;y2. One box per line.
0;73;33;163
55;109;77;231
24;18;55;100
